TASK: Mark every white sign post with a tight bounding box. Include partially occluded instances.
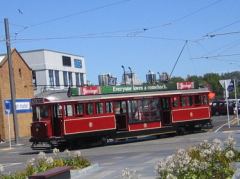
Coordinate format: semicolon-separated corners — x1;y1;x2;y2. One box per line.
4;101;12;149
6;109;11;149
225;80;231;128
234;79;239;125
220;80;231;128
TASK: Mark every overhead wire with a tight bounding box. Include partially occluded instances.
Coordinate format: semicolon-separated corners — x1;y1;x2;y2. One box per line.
204;19;240;37
191;53;240;60
13;0;133;36
12;0;224;41
205;30;240;38
143;0;224;31
10;34;187;43
193;18;240;42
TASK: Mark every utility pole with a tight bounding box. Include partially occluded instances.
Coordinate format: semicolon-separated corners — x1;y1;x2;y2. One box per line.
4;18;19;144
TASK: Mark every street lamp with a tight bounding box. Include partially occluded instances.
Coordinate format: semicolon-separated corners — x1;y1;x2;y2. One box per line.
121;65;126;85
128;67;133;90
157;72;160;84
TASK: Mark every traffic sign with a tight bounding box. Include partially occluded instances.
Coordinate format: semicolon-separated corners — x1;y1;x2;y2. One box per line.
227;80;234;92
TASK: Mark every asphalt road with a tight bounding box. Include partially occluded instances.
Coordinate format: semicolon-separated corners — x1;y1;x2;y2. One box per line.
1;115;240;178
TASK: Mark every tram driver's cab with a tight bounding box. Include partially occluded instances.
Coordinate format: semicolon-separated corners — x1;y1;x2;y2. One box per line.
31;105;52;142
30;103;63;143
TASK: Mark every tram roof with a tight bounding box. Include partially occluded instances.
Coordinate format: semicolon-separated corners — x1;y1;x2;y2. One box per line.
33;88;210;104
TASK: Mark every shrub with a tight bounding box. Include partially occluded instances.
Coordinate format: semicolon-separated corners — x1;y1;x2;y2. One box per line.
155;136;239;179
0;149;90;179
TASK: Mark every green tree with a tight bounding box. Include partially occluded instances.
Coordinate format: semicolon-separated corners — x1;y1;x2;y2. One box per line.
203;73;222;98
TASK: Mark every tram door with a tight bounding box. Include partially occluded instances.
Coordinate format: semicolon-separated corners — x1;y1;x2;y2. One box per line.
160;97;171;126
114;101;128;131
52;104;62;136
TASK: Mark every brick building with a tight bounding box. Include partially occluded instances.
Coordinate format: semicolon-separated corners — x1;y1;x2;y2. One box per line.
0;49;34;140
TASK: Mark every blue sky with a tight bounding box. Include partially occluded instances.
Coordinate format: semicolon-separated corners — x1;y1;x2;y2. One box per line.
0;0;240;84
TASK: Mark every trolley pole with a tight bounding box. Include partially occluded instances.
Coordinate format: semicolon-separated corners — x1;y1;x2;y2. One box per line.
4;18;19;144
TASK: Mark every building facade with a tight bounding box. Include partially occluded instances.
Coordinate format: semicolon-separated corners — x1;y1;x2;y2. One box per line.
0;49;34;140
20;49;87;94
98;74;117;86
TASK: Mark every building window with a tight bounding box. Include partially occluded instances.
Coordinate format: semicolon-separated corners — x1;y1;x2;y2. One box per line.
76;73;80;86
63;71;68;87
19;68;22;78
74;59;82;68
68;72;73;86
80;73;84;86
49;70;54;87
62;56;71;67
32;71;37;87
55;70;60;86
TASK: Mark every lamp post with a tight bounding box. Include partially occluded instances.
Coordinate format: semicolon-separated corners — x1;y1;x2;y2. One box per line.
128;67;133;90
157;72;160;84
121;65;126;85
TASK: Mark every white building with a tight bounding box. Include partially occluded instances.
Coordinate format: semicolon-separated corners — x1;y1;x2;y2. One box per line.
20;49;87;94
122;72;142;85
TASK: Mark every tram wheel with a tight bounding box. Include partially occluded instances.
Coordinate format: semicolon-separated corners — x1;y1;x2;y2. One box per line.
177;127;186;135
100;137;108;146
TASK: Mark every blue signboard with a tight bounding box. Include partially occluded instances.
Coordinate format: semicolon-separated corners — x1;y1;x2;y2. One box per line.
74;59;82;68
227;80;234;92
4;99;32;114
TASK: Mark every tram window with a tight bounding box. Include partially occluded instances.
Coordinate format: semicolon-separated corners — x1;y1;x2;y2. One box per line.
161;98;169;110
172;97;179;107
128;100;138;120
114;102;121;114
195;95;201;105
96;102;104;114
151;99;160;120
189;96;193;106
65;104;74;117
121;101;127;113
143;99;159;121
105;102;113;113
40;105;49;118
114;101;126;114
53;104;62;118
181;97;187;107
202;95;208;104
33;105;49;121
75;103;84;116
128;100;141;122
86;103;94;115
142;99;152;121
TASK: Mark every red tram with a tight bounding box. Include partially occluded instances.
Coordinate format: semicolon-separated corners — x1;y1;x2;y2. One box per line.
30;85;212;148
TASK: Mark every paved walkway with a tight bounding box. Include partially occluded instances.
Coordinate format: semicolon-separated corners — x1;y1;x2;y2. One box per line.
0;137;30;151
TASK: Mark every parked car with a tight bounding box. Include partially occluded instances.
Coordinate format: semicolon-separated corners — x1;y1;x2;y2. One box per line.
211;100;234;116
231;101;240;114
